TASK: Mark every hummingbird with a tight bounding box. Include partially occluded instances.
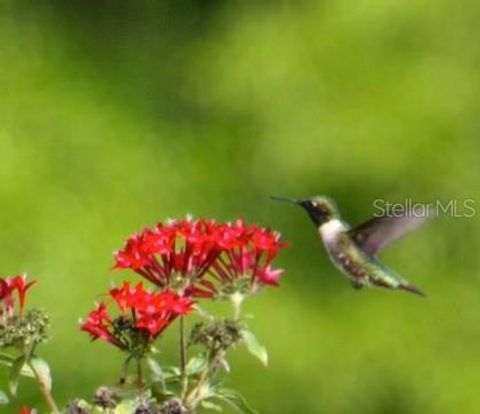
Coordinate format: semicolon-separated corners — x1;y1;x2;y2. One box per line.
272;195;430;296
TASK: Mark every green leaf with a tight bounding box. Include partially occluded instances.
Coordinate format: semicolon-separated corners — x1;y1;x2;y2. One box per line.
186;353;208;375
8;355;26;396
151;382;175;401
0;390;9;404
19;364;35;378
0;353;14;364
0;357;35;378
218;356;230;373
114;399;135;414
146;357;165;381
163;366;181;378
201;400;223;411
70;399;93;412
29;356;52;391
215;389;258;414
241;330;268;367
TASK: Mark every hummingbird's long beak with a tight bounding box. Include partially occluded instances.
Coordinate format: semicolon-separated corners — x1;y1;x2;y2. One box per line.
270;195;302;204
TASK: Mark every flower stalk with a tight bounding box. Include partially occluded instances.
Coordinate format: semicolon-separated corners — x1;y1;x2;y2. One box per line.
179;316;189;399
230;292;244;320
184;349;221;409
28;360;59;414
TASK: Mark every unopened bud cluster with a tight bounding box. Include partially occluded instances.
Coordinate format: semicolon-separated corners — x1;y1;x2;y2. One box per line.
157;398;190;414
189;319;244;352
92;386;117;409
66;393;191;414
0;309;49;349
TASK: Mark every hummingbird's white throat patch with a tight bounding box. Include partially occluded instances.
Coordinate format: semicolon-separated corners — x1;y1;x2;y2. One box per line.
319;219;344;241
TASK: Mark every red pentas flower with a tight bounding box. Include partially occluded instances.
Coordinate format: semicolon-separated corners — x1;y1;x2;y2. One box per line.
0;274;36;316
207;221;288;294
81;282;193;352
114;217;289;298
114;219;219;288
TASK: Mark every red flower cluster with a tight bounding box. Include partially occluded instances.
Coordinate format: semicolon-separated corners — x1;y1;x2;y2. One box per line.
81;282;193;350
114;218;288;298
0;274;36;316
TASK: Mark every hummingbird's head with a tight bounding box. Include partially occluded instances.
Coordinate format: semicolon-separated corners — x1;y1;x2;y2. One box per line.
271;195;339;226
298;196;339;225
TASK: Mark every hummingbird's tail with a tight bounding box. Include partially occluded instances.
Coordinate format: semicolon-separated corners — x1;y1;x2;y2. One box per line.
398;281;427;297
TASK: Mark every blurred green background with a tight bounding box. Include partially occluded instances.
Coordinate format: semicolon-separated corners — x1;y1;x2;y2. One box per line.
1;1;480;412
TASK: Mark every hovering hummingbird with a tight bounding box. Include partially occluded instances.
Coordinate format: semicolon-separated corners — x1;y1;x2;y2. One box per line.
272;195;430;296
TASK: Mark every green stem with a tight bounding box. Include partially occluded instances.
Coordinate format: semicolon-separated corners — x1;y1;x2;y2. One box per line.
230;292;244;320
185;350;222;408
136;358;144;391
120;355;133;384
179;316;188;398
28;361;60;414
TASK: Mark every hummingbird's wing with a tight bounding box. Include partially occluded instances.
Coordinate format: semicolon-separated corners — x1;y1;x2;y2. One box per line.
348;213;430;257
